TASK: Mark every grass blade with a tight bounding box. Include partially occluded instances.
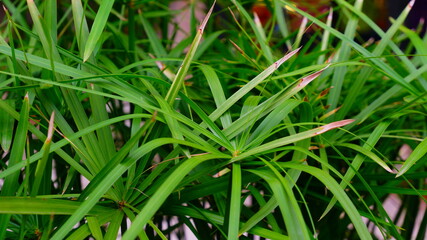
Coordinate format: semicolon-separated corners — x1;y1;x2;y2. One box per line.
87;216;104;240
280;0;420;96
30;112;55;197
209;48;301;122
227;163;242;239
273;0;291;50
0;197;111;215
83;0;115;61
336;143;393;173
235;120;354;160
121;153;227;240
231;0;274;64
165;1;215;105
396;137;427;177
199;64;233;128
326;0;363;114
249;168;311;239
0;99;15;152
321;121;391;218
276;163;373;240
0;93;30;238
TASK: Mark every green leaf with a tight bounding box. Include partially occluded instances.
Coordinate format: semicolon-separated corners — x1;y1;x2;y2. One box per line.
249;168;311;240
0;93;30;239
322;121;391;218
83;0;115;61
139;14;167;57
227;163;242;240
280;0;420;96
276;163;373;240
87;216;104;240
336;143;393;173
209;48;301;122
51;137;226;240
0;99;15;152
31;112;55;197
231;0;274;64
235;120;354;160
0;197;112;215
165;1;215;105
199;64;232;128
121;154;227;240
396;137;427;177
239;196;279;235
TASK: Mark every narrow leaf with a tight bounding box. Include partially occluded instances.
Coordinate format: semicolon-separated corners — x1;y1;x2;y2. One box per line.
0;99;15;152
31;112;55;196
83;0;115;61
165;1;215;105
396;137;427;177
0;197;111;215
87;216;104;240
336;143;393;173
227;163;242;240
209;48;301;122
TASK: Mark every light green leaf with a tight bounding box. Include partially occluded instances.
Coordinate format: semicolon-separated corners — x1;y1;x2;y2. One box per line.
396;137;427;177
83;0;115;61
0;197;111;215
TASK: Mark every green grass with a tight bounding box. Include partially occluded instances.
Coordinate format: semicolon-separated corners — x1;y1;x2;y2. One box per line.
0;0;427;239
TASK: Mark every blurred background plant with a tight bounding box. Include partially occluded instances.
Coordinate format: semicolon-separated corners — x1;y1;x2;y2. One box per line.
0;0;427;239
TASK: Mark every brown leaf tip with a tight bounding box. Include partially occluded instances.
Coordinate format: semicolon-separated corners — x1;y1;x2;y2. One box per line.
274;47;302;69
199;0;216;34
314;119;355;135
327;7;333;21
298;64;330;88
47;112;55;141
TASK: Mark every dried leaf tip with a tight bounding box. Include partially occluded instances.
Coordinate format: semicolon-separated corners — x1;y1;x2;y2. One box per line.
274;47;301;69
229;40;244;54
150;54;166;71
327;7;333;21
408;0;415;8
47;112;55;141
298;64;330;88
314;119;355;135
199;0;216;34
384;165;394;173
253;12;261;27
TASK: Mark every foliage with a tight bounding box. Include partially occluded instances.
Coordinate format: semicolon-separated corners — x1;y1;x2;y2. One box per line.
0;0;426;239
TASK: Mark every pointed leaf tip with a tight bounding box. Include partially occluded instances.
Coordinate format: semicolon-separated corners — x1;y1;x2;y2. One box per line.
199;0;216;33
253;12;262;27
396;136;427;177
229;39;244;54
47;112;55;141
275;47;301;69
315;119;355;135
298;64;330;88
327;7;333;21
408;0;415;8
